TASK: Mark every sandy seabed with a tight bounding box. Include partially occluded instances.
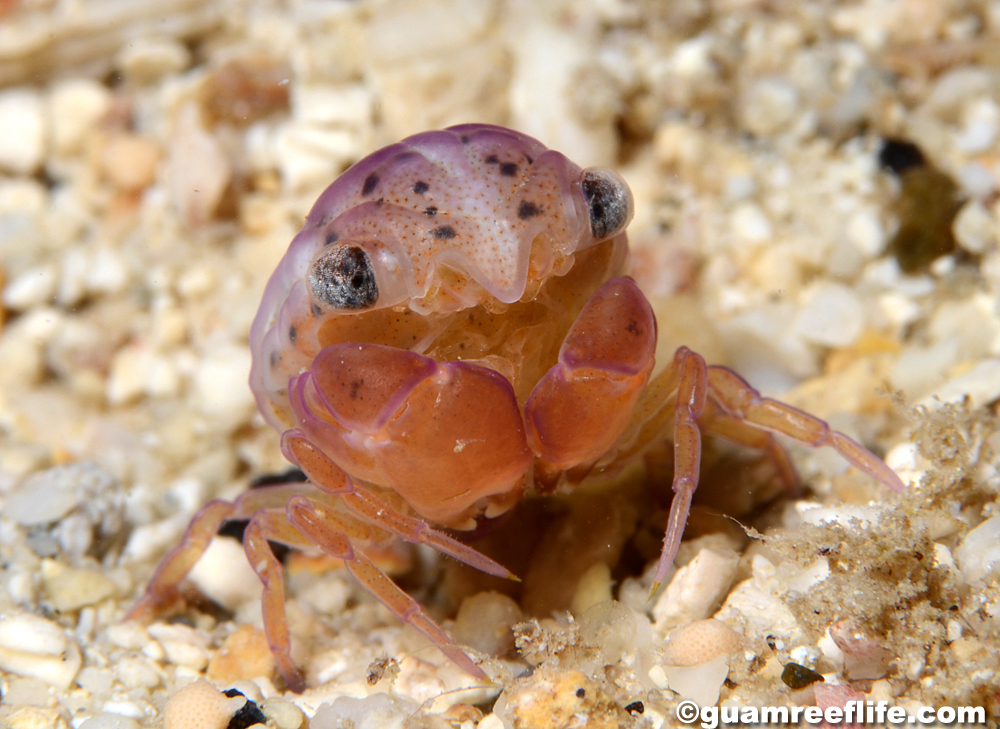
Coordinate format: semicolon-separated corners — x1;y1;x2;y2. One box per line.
0;1;998;727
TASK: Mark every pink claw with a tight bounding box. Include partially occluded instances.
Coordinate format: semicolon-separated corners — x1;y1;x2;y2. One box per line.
290;342;533;528
525;277;656;470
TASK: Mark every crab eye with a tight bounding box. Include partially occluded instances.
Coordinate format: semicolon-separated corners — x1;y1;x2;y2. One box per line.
581;168;634;240
308;245;379;310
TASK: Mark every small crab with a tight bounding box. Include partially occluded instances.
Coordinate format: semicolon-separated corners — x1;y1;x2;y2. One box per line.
128;124;904;691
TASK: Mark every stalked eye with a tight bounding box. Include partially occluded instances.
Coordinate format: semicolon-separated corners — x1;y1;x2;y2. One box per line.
308;245;379;310
581;168;634;240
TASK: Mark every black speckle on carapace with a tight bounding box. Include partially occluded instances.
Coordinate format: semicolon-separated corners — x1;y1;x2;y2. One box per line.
413;180;429;194
288;325;297;343
500;162;518;176
424;206;438;216
325;231;338;245
361;173;379;196
517;200;541;220
432;225;456;239
486;154;499;164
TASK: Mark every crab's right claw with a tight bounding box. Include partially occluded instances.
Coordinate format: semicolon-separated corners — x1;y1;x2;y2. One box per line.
524;277;656;471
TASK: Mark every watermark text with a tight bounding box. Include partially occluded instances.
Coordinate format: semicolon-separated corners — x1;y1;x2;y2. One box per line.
675;699;987;727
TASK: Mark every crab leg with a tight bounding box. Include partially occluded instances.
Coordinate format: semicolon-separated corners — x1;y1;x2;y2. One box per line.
650;346;709;595
242;508;312;693
126;500;236;622
706;366;905;493
282;430;517;579
696;402;801;494
285;495;489;681
342;486;519;578
126;482;324;622
525;277;656;470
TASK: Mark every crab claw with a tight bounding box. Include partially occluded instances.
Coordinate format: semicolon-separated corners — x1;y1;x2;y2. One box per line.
525;277;656;469
289;343;532;528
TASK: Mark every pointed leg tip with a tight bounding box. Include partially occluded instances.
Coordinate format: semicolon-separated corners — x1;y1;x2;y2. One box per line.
472;555;518;581
281;668;307;694
468;663;492;683
122;606;142;623
124;591;181;623
122;596;150;622
647;581;662;602
442;646;492;683
885;469;908;493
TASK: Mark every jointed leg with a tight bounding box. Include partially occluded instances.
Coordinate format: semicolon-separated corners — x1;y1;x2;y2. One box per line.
126;482;323;623
242;508;311;693
706;366;905;492
697;401;801;495
283;430;517;579
603;347;903;601
599;345;689;470
348;555;489;679
651;347;709;595
126;500;235;621
342;487;518;579
286;495;489;681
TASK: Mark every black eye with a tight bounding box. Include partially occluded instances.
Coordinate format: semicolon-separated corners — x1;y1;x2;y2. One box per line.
308;246;379;310
581;168;633;240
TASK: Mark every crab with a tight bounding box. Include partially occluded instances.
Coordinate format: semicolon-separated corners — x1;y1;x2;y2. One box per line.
127;124;905;692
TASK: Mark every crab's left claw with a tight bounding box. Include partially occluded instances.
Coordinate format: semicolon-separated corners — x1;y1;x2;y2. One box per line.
289;343;533;527
525;277;656;473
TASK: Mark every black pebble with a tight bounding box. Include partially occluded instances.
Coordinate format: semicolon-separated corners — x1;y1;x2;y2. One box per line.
780;662;824;689
889;166;963;273
879;139;925;176
624;701;644;714
223;689;268;729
